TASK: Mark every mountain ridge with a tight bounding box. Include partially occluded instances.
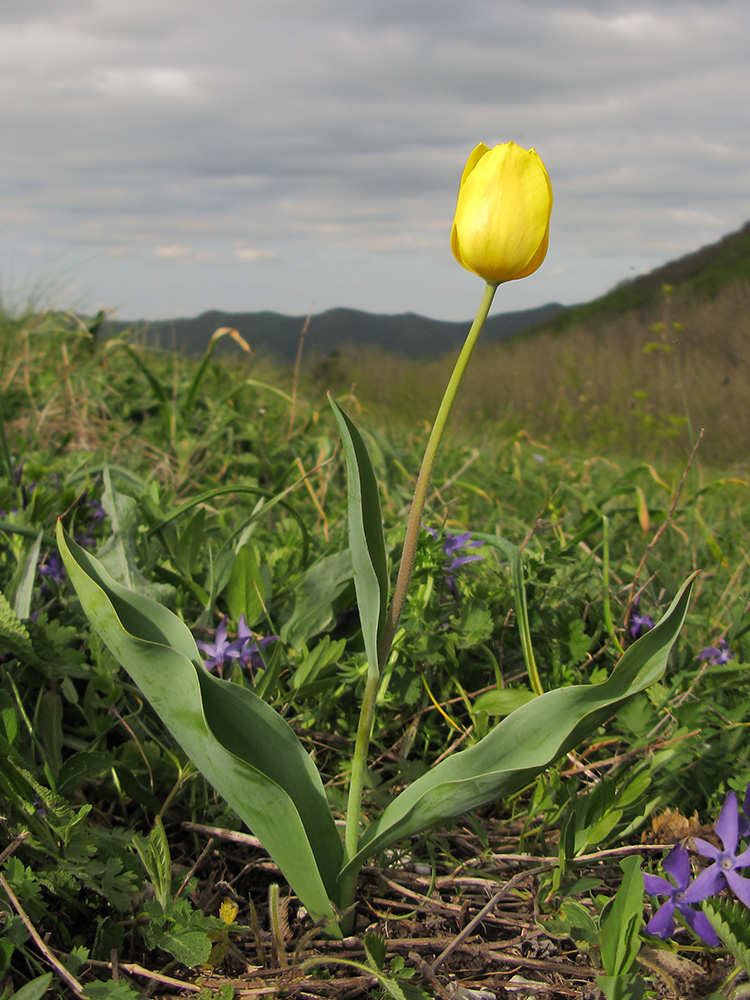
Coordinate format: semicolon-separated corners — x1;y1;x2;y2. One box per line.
541;219;750;334
109;302;566;364
105;219;750;362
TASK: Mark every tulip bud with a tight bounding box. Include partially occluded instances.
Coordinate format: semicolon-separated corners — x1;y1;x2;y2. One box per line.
451;141;552;284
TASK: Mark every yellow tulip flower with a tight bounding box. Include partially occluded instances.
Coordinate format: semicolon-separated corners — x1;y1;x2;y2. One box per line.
451;141;552;284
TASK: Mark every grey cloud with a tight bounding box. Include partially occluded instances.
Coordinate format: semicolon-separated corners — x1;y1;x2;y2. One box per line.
1;0;748;321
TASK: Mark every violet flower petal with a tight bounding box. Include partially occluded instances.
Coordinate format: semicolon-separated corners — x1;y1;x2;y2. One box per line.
692;837;720;861
643;874;677;896
443;531;473;553
645;900;676;940
696;646;721;660
733;844;750;867
448;554;484;570
682;865;724;903
716;791;739;852
680;906;720;947
662;843;691;887
725;870;750;907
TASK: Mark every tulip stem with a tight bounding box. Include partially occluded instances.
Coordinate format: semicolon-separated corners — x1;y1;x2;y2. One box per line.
338;280;498;934
339;666;378;933
379;280;498;661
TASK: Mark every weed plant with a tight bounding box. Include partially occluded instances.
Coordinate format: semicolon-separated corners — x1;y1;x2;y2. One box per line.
0;304;749;997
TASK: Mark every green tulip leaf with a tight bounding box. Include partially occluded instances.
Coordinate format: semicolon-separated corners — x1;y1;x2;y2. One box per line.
329;397;388;679
341;573;696;878
56;523;343;931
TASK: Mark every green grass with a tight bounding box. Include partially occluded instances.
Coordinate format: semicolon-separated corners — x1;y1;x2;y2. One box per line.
0;303;749;996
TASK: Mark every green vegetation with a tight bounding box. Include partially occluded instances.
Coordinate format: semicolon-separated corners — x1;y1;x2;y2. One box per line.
338;274;750;468
1;248;750;997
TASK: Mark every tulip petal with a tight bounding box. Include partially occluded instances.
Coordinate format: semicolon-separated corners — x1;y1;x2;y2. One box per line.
458;143;490;189
506;150;553;283
451;142;552;284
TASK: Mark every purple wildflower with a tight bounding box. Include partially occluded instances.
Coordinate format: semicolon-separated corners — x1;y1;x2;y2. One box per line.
644;843;720;946
38;552;66;587
696;640;734;665
73;496;108;548
226;614;279;673
629;596;654;638
442;530;485;570
197;616;278;677
196;617;234;674
81;498;106;523
683;791;750;907
424;525;484;599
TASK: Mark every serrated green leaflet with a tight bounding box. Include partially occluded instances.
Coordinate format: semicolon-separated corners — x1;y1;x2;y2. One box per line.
56;523;343;933
364;931;387;971
0;589;40;666
704;896;750;973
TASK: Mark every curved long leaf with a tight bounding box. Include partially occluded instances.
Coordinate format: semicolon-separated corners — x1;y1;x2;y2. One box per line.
145;483;310;567
341;573;696;879
57;523;343;929
329;397;388;677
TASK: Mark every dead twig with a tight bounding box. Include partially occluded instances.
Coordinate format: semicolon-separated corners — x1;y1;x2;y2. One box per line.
182;820;263;849
83;957;205;992
428;864;555;973
0;829;29;866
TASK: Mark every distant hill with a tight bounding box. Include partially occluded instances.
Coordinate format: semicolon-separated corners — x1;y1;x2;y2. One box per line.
101;220;750;363
537;219;750;336
105;303;566;364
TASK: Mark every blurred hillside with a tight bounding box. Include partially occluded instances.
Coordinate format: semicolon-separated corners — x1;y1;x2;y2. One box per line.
330;221;750;468
108;302;565;363
538;218;750;335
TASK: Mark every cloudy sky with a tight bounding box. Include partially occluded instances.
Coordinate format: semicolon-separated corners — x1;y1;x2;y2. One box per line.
2;0;749;324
